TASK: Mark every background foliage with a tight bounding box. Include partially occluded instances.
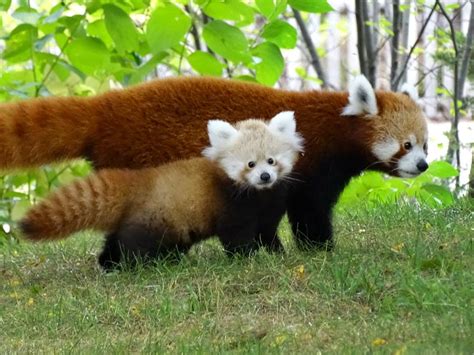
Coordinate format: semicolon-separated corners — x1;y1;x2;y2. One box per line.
0;0;465;240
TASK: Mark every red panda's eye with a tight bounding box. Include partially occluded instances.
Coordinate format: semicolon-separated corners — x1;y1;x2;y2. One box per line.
248;161;256;168
423;143;428;152
267;158;274;165
404;142;412;150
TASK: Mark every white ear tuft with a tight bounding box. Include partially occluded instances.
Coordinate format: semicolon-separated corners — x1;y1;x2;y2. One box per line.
268;111;296;136
202;120;239;160
268;111;304;152
400;83;419;101
207;120;238;147
342;75;378;116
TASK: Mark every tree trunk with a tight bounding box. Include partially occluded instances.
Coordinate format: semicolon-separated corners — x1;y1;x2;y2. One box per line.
390;0;402;89
400;0;411;84
362;0;376;86
458;3;474;98
355;0;368;78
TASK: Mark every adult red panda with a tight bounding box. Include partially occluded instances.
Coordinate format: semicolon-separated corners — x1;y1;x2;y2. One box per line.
1;75;428;249
19;112;304;269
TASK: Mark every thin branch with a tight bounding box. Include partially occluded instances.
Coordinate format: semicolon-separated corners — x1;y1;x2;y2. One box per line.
373;35;391;57
392;2;438;89
355;0;368;77
185;4;201;51
292;8;329;89
35;9;86;96
414;64;443;87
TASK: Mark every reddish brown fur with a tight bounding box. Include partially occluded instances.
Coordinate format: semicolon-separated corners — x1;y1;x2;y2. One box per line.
5;76;425;249
0;76;417;173
20;158;227;242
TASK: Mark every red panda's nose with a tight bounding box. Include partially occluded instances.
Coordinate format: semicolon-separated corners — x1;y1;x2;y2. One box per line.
260;172;271;182
417;160;429;172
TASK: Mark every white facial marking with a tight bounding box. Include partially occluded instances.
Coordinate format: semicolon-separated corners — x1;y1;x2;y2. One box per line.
372;138;399;162
398;145;427;177
245;161;277;189
342;75;378;116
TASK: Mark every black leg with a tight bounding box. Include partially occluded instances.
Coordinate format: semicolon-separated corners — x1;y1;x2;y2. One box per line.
98;226;191;270
287;155;368;251
218;223;259;256
257;218;285;253
98;233;122;271
287;186;334;251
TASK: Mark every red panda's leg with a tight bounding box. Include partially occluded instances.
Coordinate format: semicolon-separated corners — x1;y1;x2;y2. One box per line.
98;233;122;271
257;204;286;253
287;156;366;250
287;194;334;251
218;221;259;256
286;179;336;251
98;225;190;270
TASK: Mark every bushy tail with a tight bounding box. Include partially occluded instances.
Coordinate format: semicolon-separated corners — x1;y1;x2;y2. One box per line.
19;169;143;241
0;96;98;170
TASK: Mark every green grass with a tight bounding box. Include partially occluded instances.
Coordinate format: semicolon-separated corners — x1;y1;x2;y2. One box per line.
1;200;473;353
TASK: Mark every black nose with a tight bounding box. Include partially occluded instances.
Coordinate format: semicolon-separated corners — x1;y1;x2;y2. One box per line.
416;160;428;172
260;172;271;182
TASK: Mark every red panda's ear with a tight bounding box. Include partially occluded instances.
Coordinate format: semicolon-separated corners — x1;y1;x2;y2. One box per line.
202;120;239;160
207;120;238;146
400;83;419;101
268;111;304;152
342;75;378;117
268;111;296;135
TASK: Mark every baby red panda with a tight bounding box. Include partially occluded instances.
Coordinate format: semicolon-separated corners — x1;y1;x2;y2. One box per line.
20;112;303;269
1;75;428;250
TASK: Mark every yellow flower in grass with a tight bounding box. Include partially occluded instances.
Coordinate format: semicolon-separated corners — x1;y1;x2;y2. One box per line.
372;337;387;346
390;242;405;253
294;264;305;280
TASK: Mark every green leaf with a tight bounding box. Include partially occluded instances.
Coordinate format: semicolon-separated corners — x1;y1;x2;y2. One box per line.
251;42;284;86
288;0;333;13
87;19;114;48
203;20;250;63
2;24;38;63
146;3;191;54
11;6;41;25
204;0;254;26
188;51;224;76
43;5;65;24
262;19;297;49
420;183;455;207
65;37;111;75
128;53;168;84
256;0;274;17
0;0;11;11
256;0;287;20
426;161;459;178
103;4;139;53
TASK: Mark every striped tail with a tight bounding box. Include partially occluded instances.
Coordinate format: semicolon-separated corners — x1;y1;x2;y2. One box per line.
19;169;142;241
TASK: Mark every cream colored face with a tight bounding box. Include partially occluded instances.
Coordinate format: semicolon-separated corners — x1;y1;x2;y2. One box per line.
202;112;304;189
